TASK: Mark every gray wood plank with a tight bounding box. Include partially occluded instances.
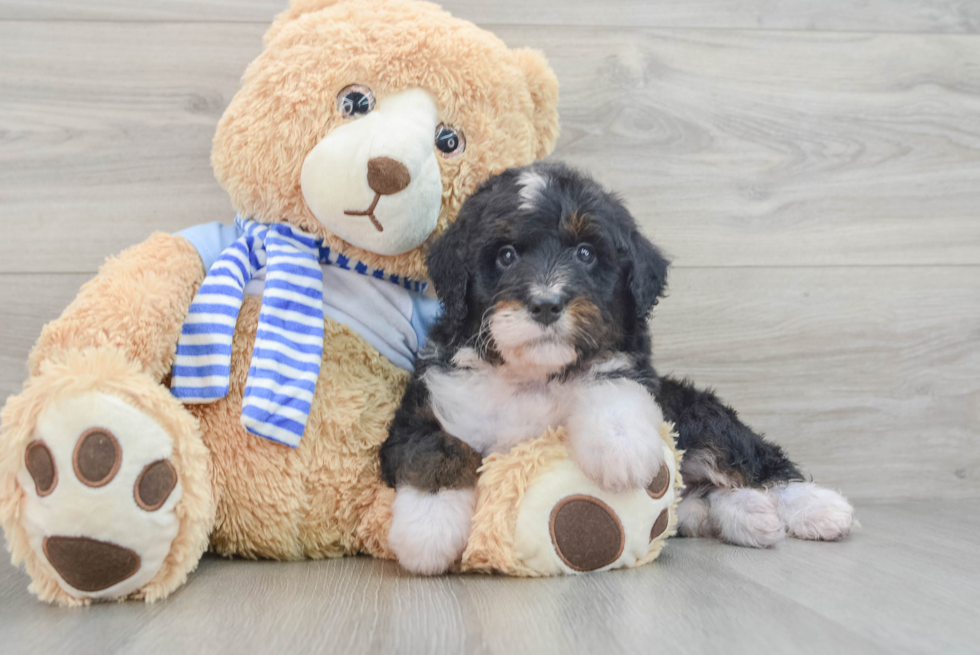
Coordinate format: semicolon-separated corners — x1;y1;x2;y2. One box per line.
3;501;975;655
2;23;979;273
2;0;979;34
2;267;977;502
0;274;91;399
652;265;980;501
712;500;980;654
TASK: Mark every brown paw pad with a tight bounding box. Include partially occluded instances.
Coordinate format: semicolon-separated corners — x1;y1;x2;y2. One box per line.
650;508;669;542
43;536;140;592
134;459;177;511
25;440;58;497
646;462;671;499
549;495;625;572
73;428;121;488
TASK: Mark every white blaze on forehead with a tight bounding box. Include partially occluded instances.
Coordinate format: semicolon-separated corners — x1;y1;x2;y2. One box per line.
518;169;549;211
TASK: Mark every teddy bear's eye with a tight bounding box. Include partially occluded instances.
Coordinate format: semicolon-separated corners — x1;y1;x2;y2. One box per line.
337;84;375;119
435;123;466;159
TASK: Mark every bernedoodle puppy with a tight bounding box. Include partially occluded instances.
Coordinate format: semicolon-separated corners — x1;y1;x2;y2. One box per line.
380;162;854;575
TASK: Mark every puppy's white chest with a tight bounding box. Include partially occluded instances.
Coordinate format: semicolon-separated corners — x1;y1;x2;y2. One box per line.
423;361;572;456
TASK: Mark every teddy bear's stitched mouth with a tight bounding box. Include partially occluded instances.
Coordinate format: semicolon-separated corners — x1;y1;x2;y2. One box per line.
344;193;385;232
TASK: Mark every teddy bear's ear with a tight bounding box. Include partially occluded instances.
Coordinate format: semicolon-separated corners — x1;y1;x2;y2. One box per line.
264;0;347;45
512;48;561;160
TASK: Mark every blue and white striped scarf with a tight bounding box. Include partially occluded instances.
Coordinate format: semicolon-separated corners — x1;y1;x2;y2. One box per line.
171;217;427;448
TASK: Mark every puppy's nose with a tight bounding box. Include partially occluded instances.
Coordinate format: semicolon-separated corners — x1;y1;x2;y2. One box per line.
528;294;566;327
367;157;411;195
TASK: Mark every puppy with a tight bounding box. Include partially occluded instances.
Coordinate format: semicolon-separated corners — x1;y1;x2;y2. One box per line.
381;162;853;575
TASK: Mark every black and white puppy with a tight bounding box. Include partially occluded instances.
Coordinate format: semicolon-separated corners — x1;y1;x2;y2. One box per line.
381;162;853;575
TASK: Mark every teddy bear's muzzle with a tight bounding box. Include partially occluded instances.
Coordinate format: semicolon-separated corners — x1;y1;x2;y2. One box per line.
300;88;443;256
342;156;414;233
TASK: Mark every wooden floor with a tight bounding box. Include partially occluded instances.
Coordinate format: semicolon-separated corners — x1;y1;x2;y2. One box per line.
3;500;979;654
0;1;978;653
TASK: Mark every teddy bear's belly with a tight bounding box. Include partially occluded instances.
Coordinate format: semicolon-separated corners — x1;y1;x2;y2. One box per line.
188;295;409;560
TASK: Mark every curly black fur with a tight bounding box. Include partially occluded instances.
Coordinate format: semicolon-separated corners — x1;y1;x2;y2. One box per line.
381;162;802;494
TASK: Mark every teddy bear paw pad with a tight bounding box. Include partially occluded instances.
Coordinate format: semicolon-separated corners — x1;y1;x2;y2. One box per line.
17;391;183;599
42;536;141;592
549;495;625;571
511;439;678;576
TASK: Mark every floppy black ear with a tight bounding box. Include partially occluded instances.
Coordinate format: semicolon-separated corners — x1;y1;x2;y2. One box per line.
627;230;670;319
426;223;470;329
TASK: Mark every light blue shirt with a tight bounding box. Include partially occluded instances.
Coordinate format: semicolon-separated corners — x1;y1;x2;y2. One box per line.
179;221;442;372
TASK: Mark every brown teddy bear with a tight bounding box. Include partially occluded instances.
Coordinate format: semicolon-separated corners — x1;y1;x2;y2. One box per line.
0;0;679;606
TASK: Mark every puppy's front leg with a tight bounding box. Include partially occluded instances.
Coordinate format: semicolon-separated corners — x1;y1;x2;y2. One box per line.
567;378;667;493
380;397;482;575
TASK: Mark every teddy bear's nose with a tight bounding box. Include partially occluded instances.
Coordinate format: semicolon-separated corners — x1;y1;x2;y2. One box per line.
367;157;411;196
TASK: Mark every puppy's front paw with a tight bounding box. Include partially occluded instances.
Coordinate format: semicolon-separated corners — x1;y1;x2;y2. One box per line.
388;487;476;575
567;381;667;493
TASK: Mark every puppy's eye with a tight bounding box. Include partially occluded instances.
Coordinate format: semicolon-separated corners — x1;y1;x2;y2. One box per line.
337;84;375;119
576;244;596;264
435;123;466;158
497;245;518;269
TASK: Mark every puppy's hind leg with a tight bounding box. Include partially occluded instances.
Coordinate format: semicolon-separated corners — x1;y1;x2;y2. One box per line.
707;487;785;548
768;482;854;542
657;376;803;548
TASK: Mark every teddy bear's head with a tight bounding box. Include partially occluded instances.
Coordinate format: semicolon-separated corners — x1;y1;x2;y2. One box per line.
212;0;559;281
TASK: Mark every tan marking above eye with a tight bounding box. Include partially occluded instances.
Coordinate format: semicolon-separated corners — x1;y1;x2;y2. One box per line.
134;459;177;511
72;428;121;488
646;461;671;499
25;440;57;497
549;494;626;572
650;508;670;542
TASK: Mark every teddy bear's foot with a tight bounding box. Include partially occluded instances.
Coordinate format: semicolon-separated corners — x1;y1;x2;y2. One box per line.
388;487;476;575
1;348;213;605
461;426;681;577
768;482;854;541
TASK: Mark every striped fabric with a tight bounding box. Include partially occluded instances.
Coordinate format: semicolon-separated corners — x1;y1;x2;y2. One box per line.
171;218;324;448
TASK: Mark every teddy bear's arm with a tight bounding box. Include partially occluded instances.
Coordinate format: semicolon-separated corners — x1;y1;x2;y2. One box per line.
27;233;206;383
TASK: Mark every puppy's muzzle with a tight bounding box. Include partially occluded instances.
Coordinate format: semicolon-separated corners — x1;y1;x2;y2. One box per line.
528;293;566;327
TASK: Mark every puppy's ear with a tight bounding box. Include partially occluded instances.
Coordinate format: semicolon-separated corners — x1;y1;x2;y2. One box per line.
627;231;670;319
426;223;470;328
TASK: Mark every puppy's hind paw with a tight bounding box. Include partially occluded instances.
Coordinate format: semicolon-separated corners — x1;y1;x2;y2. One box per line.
770;482;854;541
709;488;786;548
388;487;476;575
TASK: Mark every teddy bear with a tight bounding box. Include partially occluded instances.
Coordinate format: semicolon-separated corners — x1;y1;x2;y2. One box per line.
0;0;680;606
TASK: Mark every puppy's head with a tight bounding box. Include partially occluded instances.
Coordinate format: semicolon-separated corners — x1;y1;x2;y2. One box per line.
427;162;669;376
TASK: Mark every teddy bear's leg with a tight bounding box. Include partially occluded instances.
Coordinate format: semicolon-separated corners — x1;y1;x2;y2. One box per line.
462;427;681;577
0;234;215;604
25;233;205;381
1;348;214;605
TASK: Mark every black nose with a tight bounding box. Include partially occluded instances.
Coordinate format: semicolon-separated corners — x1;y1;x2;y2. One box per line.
528;295;566;326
